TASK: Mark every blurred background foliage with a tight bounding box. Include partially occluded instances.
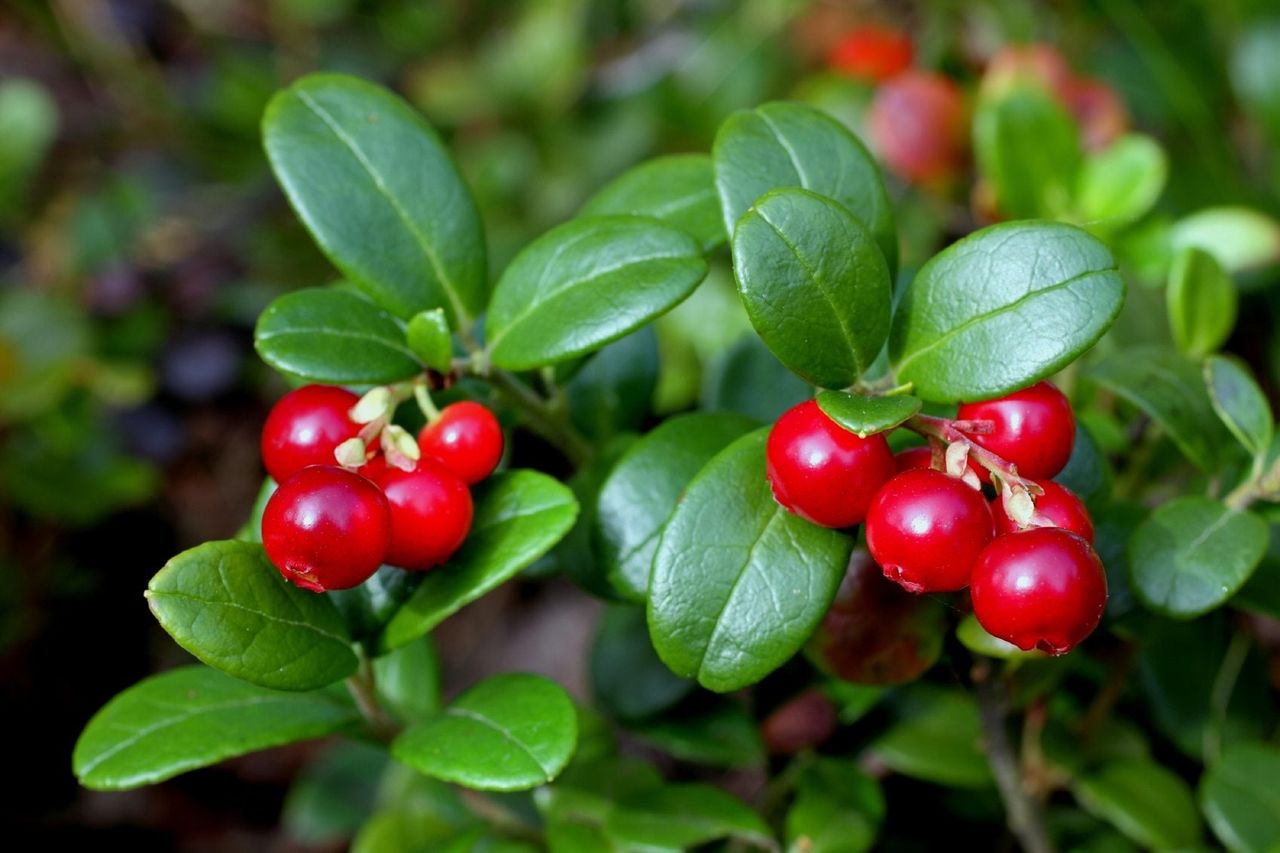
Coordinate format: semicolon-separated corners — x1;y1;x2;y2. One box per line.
4;0;1280;847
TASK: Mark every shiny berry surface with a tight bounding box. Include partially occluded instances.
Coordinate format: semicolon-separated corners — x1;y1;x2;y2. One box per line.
372;457;473;570
865;469;994;592
894;446;935;472
992;479;1094;543
970;528;1107;655
867;71;968;185
829;26;913;83
957;381;1075;480
262;466;389;592
766;400;896;529
261;385;361;483
418;401;504;485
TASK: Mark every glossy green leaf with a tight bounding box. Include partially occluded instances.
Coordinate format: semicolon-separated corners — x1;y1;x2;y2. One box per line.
485;215;706;370
815;391;921;438
890;221;1124;403
785;758;885;853
713;100;897;273
1200;741;1280;853
1130;497;1268;618
732;189;892;388
392;673;577;791
581;154;726;252
956;614;1042;660
1074;759;1202;850
566;327;658;442
603;783;774;851
1170;207;1280;288
595;411;758;601
146;540;358;690
1167;248;1237;358
1076;134;1167;227
627;699;765;768
590;606;694;721
870;688;992;788
330;565;425;643
648;430;853;692
263;73;485;324
406;308;454;373
702;334;813;423
1088;346;1231;471
974;85;1081;219
255;287;421;384
379;471;578;653
374;635;441;721
73;666;358;790
1205;355;1273;461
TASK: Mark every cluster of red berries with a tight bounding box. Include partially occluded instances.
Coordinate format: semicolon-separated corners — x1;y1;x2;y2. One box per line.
258;385;503;592
767;382;1107;655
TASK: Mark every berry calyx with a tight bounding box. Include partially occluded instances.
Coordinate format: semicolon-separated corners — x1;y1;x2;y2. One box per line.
262;466;390;592
369;457;473;570
957;381;1075;480
865;468;995;592
992;479;1094;542
970;527;1107;655
418;401;504;486
828;26;913;83
260;385;362;483
766;400;896;529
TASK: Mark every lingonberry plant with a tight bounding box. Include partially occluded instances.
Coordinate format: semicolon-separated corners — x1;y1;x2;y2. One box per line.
69;56;1280;852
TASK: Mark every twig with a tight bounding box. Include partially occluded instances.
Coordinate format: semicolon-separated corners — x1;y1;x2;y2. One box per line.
345;653;400;743
485;368;593;467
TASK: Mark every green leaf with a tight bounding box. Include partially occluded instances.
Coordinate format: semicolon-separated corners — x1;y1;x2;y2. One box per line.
392;673;577;791
590;606;694;721
713;100;897;274
330;565;425;643
263;73;485;324
254;287;422;384
870;687;992;788
627;699;765;768
890;221;1124;403
815;391;921;438
374;635;441;721
1200;741;1280;853
379;471;578;652
1075;134;1167;227
603;783;774;851
1129;497;1268;619
1088;346;1231;471
1170;207;1280;288
702;334;813;423
648;429;852;692
1205;355;1274;461
956;614;1042;660
581;154;726;252
406;308;454;373
284;740;388;845
731;188;893;388
146;540;358;691
785;758;885;853
485;215;707;370
1167;248;1237;358
566;327;658;442
1073;759;1202;850
595;411;758;601
73;666;358;790
974;85;1082;220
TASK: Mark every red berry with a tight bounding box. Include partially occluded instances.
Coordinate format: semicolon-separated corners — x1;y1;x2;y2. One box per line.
418;401;504;485
261;385;361;483
867;71;968;185
766;400;896;528
829;26;913;83
865;469;994;593
992;480;1094;543
894;446;935;472
1061;77;1128;151
970;528;1107;655
262;466;389;592
983;43;1071;99
760;688;838;755
370;457;473;570
957;381;1075;480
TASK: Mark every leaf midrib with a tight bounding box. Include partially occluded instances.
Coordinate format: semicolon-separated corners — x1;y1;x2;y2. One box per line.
444;706;554;778
147;588;352;648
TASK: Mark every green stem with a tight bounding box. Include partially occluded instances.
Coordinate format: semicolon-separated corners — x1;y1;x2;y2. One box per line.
1204;631;1251;764
458;789;544;843
486;368;593;467
346;652;400;743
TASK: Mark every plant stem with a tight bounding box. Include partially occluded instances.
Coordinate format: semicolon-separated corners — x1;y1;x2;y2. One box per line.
1204;630;1251;764
904;414;1043;495
974;668;1056;853
346;653;400;743
459;789;544;843
486;368;592;467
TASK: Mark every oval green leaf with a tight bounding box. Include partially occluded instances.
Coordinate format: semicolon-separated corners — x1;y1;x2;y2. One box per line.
974;85;1082;220
647;429;853;693
581;154;726;252
603;783;773;851
406;308;454;373
1076;134;1168;227
1200;741;1280;853
263;73;485;324
485;215;707;370
590;606;695;721
786;758;884;853
255;287;421;384
379;470;578;653
147;540;358;690
1167;248;1237;358
595;411;759;601
1129;496;1268;619
73;666;358;790
732;188;893;389
1073;759;1203;850
1205;355;1274;461
890;221;1124;403
392;673;577;791
626;700;765;768
869;687;993;789
713;100;897;273
815;391;921;438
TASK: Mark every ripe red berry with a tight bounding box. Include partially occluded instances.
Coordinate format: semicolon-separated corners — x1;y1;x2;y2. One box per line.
894;446;934;472
261;385;361;483
867;71;968;185
418;401;504;486
262;466;389;592
1061;76;1128;151
370;457;473;570
828;26;913;83
957;381;1075;480
865;469;995;593
970;527;1107;655
766;400;896;528
992;480;1094;543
